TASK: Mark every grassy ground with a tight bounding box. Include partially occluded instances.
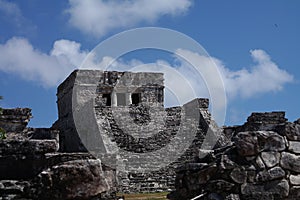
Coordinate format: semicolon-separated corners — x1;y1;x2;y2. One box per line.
117;192;169;200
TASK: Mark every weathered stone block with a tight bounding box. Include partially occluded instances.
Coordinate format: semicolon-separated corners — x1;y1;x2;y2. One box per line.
241;179;289;198
234;132;259;156
29;159;111;200
290;175;300;185
256;166;285;182
261;151;280;168
288;141;300;154
284;122;300;141
234;131;286;156
280;152;300;173
256;155;265;169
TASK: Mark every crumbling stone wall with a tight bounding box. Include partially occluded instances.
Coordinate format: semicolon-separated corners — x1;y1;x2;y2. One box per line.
0;108;117;200
0;108;32;133
168;112;300;200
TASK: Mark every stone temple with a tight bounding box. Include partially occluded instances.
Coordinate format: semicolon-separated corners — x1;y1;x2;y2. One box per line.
53;69;220;193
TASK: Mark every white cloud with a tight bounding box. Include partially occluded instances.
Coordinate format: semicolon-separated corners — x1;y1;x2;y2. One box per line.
219;49;294;98
66;0;193;37
0;37;88;87
0;0;22;20
0;37;293;104
0;0;35;33
171;49;293;100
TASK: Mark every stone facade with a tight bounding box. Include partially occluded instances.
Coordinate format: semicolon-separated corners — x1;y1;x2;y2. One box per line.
168;112;300;200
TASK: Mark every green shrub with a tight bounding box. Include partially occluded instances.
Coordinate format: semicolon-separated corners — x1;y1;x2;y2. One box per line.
0;128;6;139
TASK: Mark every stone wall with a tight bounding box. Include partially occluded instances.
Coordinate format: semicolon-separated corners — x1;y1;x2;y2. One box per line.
0;108;31;133
168;112;300;200
0;108;117;200
95;100;211;193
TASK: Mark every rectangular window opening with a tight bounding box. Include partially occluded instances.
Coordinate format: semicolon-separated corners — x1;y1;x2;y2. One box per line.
102;93;111;106
131;93;141;105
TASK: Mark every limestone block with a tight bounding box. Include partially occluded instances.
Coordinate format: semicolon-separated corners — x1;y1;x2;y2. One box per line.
280;152;300;173
256;166;285;182
30;159;111;200
234;131;286;156
290;175;300;185
261;151;280;168
284;123;300;141
288;141;300;154
234;132;259;156
256;156;265;169
241;179;289;198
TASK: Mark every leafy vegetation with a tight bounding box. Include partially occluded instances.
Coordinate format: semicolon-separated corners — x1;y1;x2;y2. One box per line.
0;128;6;139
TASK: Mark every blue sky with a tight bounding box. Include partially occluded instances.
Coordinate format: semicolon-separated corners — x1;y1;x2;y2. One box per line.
0;0;299;127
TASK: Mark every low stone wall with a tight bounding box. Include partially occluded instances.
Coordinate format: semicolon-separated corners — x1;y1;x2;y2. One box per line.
0;108;31;133
168;112;300;200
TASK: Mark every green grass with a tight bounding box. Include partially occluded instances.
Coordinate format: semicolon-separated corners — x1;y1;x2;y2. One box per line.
118;192;169;200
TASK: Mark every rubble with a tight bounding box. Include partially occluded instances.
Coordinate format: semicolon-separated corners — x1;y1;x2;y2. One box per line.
169;112;300;200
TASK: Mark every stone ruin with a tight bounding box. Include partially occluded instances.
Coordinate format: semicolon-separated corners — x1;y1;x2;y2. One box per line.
0;108;116;199
168;112;300;200
0;69;300;200
52;70;220;193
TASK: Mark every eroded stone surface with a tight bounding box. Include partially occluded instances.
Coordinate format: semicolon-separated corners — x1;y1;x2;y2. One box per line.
241;179;289;198
234;131;286;156
288;141;300;154
234;132;259;156
0;106;117;199
290;175;300;185
169;111;300;200
280;152;300;173
29;159;110;200
261;151;280;168
284;123;300;141
256;167;285;182
256;155;265;169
